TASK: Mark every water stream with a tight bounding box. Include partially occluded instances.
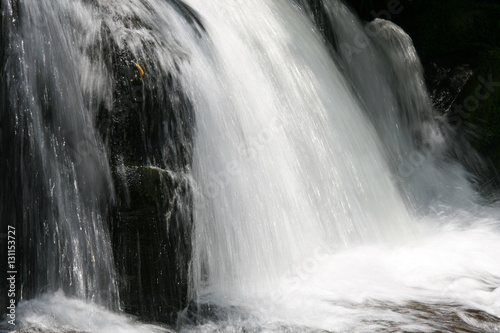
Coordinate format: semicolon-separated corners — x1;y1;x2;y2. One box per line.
1;0;499;332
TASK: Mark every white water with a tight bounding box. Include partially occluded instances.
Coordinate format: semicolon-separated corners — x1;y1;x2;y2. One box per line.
3;0;500;332
185;0;416;301
3;292;172;333
181;0;500;331
2;0;118;306
313;0;482;211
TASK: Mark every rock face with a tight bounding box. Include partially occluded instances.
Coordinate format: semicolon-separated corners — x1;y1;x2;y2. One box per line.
102;40;195;323
0;0;199;324
79;3;201;323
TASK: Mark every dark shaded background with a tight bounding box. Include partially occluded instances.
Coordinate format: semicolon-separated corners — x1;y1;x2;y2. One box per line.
346;0;500;174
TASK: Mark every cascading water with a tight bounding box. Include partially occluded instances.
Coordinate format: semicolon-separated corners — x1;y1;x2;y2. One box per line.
184;0;415;303
1;0;197;327
1;0;118;307
306;1;485;211
1;0;500;332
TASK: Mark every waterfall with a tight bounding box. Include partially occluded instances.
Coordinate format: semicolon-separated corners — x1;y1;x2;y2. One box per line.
306;0;483;211
1;0;198;320
1;0;118;306
1;0;500;332
182;0;416;302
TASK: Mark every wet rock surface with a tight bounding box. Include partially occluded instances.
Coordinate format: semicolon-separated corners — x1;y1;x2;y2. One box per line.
102;42;194;323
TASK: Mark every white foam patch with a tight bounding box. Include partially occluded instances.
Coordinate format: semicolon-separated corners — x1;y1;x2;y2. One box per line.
8;292;172;333
228;219;500;332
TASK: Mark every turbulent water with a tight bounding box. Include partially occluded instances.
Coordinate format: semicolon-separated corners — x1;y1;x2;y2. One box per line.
1;0;500;332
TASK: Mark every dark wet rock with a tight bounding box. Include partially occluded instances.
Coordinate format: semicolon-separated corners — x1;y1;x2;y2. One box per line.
111;165;192;324
94;15;196;324
427;63;474;113
372;301;500;333
177;301;253;327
